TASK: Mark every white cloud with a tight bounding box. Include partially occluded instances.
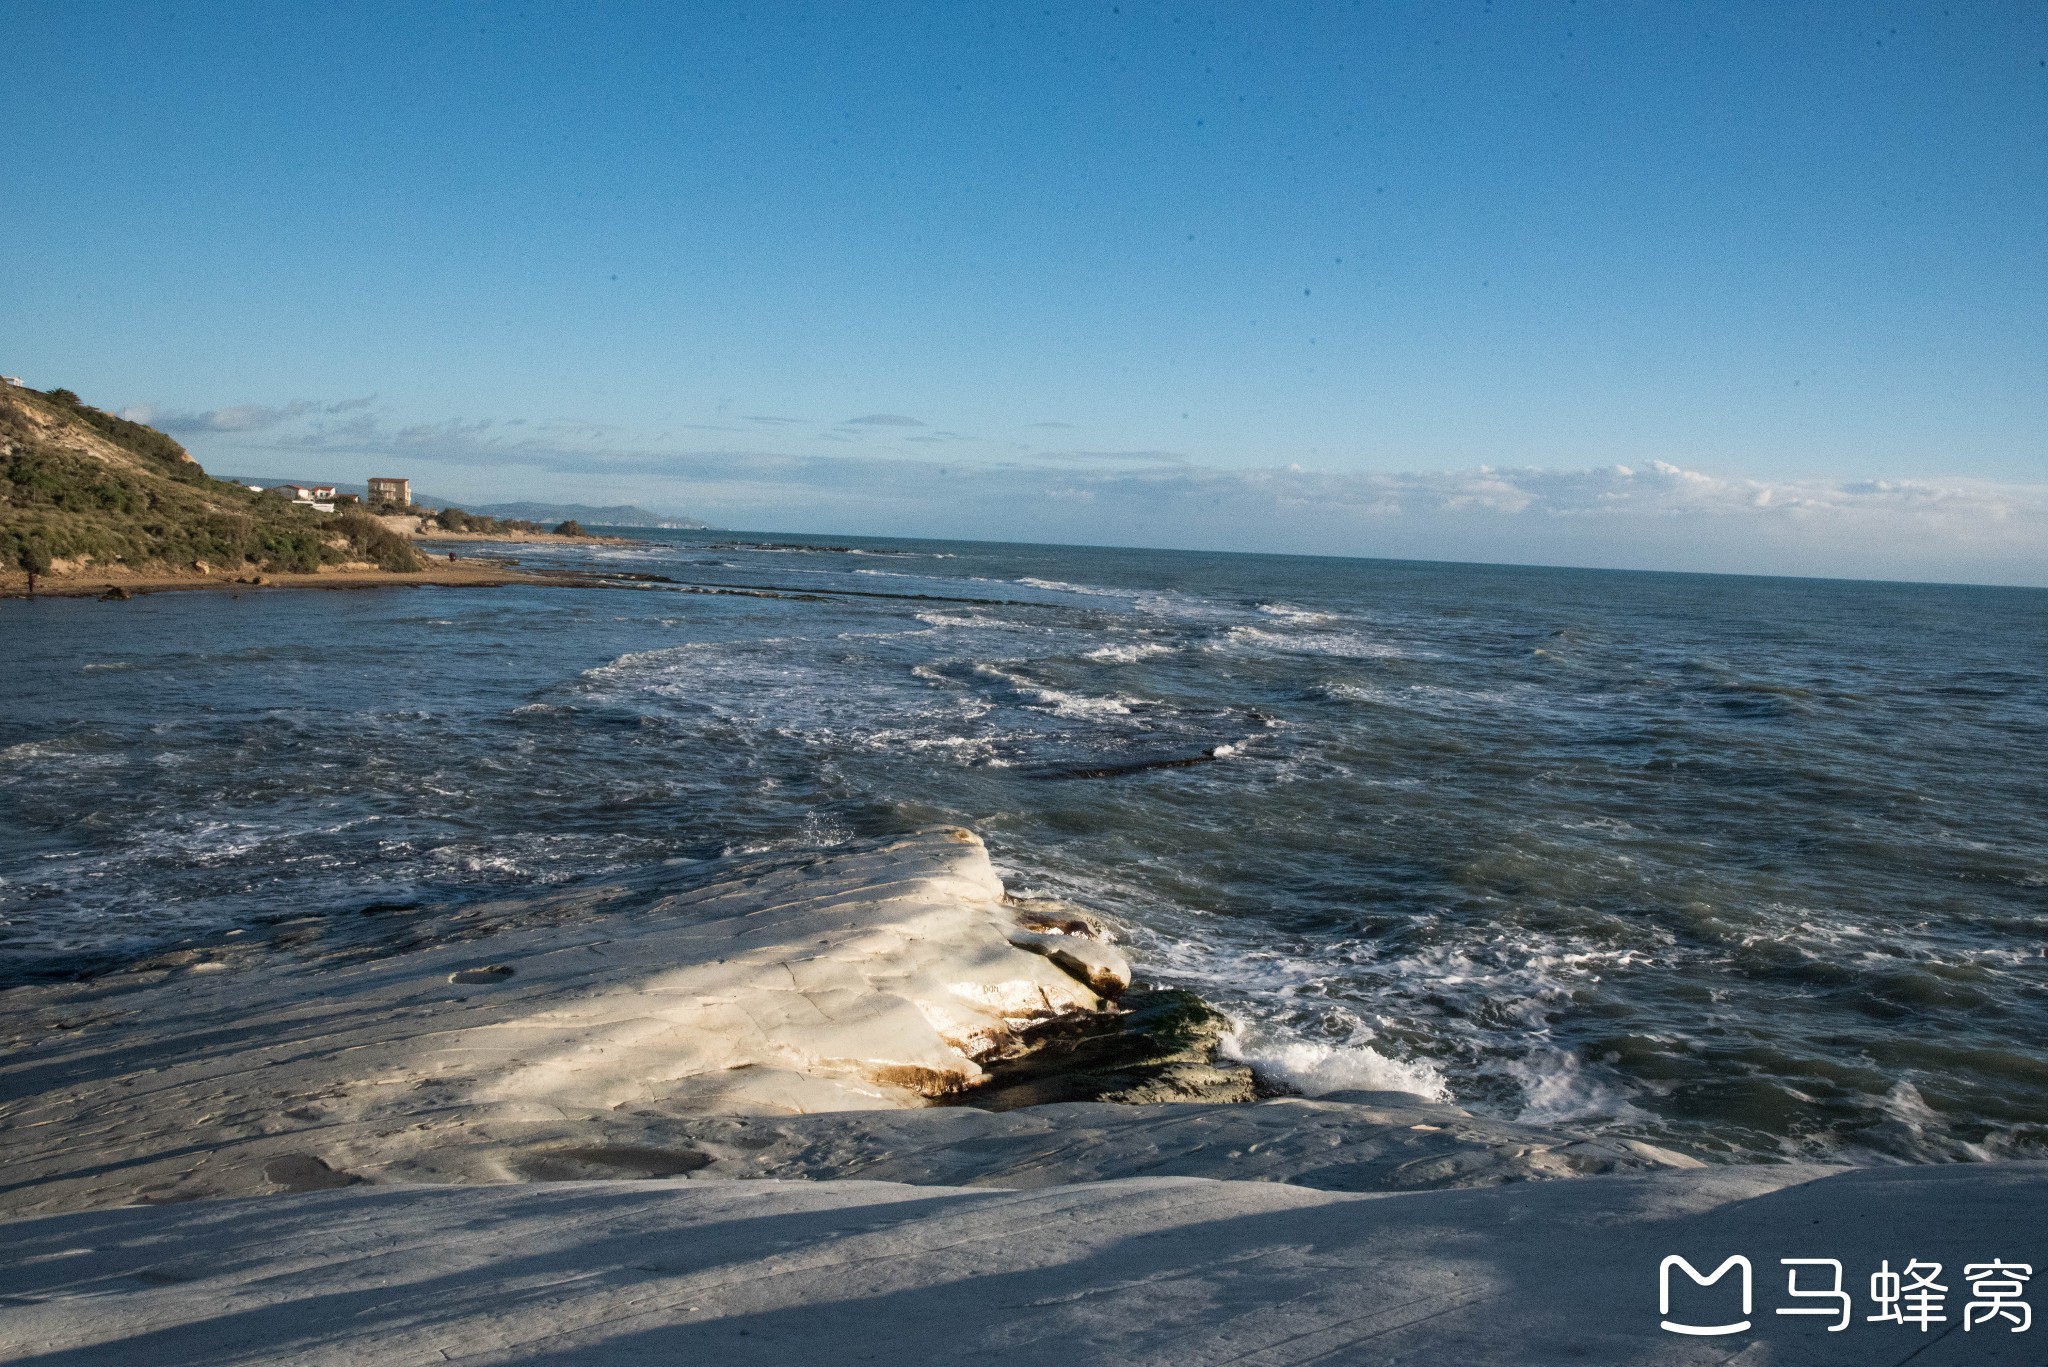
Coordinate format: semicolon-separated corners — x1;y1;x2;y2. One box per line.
125;401;312;432
123;396;374;433
165;399;2048;586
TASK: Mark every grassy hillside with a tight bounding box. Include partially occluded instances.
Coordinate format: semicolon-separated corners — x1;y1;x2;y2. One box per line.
0;383;421;577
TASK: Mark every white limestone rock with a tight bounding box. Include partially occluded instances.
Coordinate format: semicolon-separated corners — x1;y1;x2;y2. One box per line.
0;830;1120;1216
1004;927;1132;997
0;828;1695;1225
9;1163;2048;1365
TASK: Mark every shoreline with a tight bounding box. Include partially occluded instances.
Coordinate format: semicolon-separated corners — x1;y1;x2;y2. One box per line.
1;520;649;600
0;829;1689;1223
409;529;641;547
4;828;2042;1361
0;561;609;600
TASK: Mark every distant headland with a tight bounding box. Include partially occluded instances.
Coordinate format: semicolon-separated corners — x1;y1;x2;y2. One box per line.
0;379;683;599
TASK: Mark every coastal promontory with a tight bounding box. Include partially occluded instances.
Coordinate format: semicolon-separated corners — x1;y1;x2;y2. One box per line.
0;380;613;597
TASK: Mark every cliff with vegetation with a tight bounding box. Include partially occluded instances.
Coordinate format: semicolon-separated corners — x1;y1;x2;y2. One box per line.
0;381;421;582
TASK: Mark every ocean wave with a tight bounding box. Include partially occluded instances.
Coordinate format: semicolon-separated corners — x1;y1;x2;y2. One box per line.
1312;680;1519;708
1221;625;1413;659
970;664;1140;719
1505;1046;1645;1125
1083;642;1176;663
1219;1024;1452;1103
1015;576;1142;598
0;740;79;764
1256;602;1342;626
914;611;1009;630
0;738;125;773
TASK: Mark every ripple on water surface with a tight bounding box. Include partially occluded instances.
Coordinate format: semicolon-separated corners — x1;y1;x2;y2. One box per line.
3;535;2045;1165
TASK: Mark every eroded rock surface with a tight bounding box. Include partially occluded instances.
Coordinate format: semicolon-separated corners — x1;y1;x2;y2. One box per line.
415;1090;1699;1194
0;831;1122;1215
12;1163;2048;1366
0;830;1695;1221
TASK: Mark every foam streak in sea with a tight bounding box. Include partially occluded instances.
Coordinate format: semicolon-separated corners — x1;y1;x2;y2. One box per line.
4;530;2045;1164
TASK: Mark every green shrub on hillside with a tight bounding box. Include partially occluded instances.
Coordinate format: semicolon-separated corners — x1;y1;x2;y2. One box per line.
1;387;423;575
334;510;422;570
435;505;545;536
36;387;206;485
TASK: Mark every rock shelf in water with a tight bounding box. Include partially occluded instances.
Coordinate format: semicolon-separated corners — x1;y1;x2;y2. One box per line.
10;826;2045;1364
0;829;1689;1219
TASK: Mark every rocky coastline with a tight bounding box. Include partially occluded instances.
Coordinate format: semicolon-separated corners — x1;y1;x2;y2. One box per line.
0;829;1686;1220
3;828;2040;1365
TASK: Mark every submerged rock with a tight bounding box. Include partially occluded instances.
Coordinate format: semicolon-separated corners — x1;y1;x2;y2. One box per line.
953;987;1259;1109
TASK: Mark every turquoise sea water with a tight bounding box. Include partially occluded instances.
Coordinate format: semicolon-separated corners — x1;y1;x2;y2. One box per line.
4;533;2045;1163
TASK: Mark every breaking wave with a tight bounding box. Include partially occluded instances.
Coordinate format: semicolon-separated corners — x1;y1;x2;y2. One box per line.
1220;1026;1453;1103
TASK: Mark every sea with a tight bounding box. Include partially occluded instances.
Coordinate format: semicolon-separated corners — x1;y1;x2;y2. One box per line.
4;532;2045;1165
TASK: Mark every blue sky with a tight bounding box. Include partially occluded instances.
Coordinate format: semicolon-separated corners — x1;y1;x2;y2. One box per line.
6;2;2045;583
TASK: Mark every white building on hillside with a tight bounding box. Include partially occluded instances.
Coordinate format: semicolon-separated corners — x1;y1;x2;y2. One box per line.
269;484;338;513
367;476;411;507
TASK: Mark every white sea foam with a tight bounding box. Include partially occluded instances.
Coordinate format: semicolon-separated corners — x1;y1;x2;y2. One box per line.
0;741;77;764
1256;602;1342;626
1084;642;1175;663
970;664;1139;719
1222;625;1412;659
1506;1046;1644;1125
914;611;1007;630
1015;576;1142;599
1032;688;1136;720
1314;680;1519;709
1219;1025;1452;1103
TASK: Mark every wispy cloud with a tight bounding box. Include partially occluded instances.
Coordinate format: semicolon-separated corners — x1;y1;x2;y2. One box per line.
129;401;311;432
166;399;2048;584
841;413;925;427
123;396;376;432
1024;448;1192;468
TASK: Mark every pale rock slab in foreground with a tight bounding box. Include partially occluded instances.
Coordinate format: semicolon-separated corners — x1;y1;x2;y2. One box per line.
0;831;1126;1216
0;829;1686;1222
6;1163;2047;1365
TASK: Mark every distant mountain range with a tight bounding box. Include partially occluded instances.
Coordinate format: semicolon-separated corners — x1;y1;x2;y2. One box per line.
219;479;707;529
462;501;708;530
